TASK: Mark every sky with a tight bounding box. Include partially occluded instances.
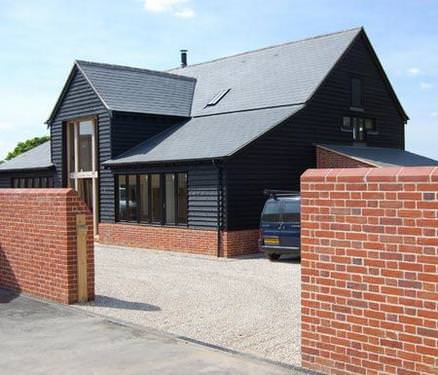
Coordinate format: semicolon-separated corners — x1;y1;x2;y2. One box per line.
0;0;437;160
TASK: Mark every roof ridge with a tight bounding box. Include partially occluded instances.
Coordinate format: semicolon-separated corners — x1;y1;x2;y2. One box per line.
168;26;363;72
75;60;195;82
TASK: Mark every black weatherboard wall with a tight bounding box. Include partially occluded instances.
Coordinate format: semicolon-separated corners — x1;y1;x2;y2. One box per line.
0;176;8;188
224;32;406;230
110;113;184;164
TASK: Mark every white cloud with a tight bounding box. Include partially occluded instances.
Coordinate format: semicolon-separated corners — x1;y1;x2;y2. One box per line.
407;67;421;76
174;8;195;18
420;82;433;90
144;0;195;17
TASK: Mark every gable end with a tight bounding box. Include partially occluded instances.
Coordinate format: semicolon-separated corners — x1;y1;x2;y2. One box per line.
46;63;110;125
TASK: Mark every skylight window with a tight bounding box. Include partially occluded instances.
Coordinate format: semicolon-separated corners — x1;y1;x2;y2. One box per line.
206;89;230;107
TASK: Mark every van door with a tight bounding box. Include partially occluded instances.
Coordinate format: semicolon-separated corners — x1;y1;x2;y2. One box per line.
260;200;283;247
279;199;300;248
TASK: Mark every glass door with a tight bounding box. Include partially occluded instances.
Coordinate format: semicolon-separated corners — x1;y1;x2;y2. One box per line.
67;118;99;235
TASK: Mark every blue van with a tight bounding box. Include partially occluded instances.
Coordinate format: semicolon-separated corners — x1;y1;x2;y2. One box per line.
259;190;301;260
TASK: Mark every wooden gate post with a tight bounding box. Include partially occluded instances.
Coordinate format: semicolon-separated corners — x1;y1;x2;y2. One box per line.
76;214;88;302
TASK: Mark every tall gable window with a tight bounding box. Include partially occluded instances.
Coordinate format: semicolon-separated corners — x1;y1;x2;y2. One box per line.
351;78;362;109
66;118;98;235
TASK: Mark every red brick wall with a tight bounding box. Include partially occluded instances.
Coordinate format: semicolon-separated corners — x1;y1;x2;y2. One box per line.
98;223;259;257
317;145;375;169
0;189;94;304
301;167;438;375
220;229;260;257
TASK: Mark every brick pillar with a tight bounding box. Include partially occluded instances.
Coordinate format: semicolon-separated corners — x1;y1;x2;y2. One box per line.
0;189;94;304
301;167;438;375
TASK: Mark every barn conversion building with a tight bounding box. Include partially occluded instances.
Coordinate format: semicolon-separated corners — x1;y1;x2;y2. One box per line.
1;27;436;256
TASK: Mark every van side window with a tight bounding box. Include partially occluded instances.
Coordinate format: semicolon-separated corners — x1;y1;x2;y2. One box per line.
261;201;282;222
282;200;300;223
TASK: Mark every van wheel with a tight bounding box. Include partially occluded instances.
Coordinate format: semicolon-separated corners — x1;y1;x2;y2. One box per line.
268;254;280;261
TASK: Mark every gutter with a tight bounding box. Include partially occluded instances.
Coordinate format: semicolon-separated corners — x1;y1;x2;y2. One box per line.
0;165;55;174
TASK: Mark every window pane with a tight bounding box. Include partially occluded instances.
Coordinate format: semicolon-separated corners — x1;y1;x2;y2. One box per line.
262;201;282;222
12;178;19;188
151;174;162;223
78;120;93;172
127;175;137;221
352;78;362;107
41;177;48;188
67;123;75;174
177;173;188;224
78;178;94;211
356;118;365;142
342;116;352;130
139;175;150;222
118;176;128;221
365;118;376;131
165;174;176;224
47;177;53;188
19;178;25;188
282;200;300;223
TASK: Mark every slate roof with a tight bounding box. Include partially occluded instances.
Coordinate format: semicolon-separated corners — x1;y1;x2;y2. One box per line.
105;105;303;165
105;28;367;165
42;27;408;167
319;144;438;167
0;141;53;172
47;61;196;122
169;28;362;116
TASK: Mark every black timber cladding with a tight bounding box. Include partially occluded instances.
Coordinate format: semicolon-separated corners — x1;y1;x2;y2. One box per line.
48;67;113;221
224;33;406;230
0;175;9;188
110;112;185;159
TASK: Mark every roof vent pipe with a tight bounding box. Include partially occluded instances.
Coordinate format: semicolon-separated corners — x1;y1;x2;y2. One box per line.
180;49;188;68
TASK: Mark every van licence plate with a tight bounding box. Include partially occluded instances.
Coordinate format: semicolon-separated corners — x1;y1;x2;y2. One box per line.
264;236;279;245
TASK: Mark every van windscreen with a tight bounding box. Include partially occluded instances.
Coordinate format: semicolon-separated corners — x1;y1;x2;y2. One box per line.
282;200;300;223
261;201;281;222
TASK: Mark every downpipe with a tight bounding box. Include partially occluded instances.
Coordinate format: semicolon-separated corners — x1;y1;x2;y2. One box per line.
213;160;223;257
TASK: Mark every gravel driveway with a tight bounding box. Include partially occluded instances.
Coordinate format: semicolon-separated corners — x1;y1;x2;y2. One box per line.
77;244;301;366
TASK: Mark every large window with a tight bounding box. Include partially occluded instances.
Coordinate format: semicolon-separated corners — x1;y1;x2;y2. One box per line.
11;176;54;188
117;172;188;226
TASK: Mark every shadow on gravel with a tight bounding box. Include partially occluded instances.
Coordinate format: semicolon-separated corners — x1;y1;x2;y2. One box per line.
0;289;20;304
91;295;161;312
273;256;301;264
235;253;300;264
